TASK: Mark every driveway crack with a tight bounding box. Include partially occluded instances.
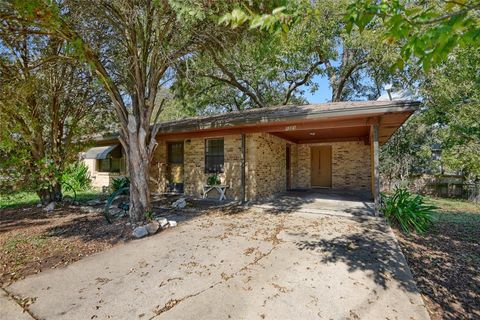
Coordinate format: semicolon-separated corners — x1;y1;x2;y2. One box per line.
150;214;286;319
1;287;40;320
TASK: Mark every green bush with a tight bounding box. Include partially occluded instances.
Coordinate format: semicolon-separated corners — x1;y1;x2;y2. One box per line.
381;188;436;234
62;162;91;192
207;174;221;185
144;210;154;221
111;176;130;192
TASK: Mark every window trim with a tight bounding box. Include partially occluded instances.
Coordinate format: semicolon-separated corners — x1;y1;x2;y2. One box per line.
204;138;224;174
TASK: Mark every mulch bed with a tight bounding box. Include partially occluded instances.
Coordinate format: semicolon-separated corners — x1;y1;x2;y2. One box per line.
0;204;132;286
394;215;480;320
0;197;237;287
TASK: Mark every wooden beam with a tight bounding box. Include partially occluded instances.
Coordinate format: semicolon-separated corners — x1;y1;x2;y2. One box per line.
269;132;299;143
370;124;380;216
297;136;367;144
366;116;380;125
157;117;375;140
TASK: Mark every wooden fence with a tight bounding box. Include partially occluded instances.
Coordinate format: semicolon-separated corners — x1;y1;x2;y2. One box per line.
381;174;479;202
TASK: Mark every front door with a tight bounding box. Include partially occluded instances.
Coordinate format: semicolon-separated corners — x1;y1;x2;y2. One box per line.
311;146;332;188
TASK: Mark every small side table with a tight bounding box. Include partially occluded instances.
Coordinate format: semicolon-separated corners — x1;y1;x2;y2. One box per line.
203;185;229;201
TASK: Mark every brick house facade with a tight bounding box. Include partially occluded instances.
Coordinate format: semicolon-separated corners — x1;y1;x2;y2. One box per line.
148;134;371;201
85;101;418;205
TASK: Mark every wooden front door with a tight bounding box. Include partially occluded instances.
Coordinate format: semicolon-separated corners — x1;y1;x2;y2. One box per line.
311;146;332;188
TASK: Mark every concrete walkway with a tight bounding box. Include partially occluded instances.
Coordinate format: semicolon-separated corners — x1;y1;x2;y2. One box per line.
4;198;430;320
0;288;34;320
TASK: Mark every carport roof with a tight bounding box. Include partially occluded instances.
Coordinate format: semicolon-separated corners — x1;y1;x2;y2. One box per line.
156;100;419;134
155;100;419;145
92;100;419;146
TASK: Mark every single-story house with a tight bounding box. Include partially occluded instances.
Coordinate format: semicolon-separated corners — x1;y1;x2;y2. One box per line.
83;100;418;207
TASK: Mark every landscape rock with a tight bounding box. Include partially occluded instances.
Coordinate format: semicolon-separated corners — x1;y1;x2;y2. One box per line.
63;196;74;205
108;208;123;216
44;202;55;212
168;220;177;227
156;217;169;228
87;199;102;206
171;198;187;209
145;221;160;234
36;203;42;208
132;226;148;238
79;206;102;214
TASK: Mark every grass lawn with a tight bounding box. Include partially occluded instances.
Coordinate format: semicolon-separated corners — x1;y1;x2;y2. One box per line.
0;190;106;209
394;197;480;320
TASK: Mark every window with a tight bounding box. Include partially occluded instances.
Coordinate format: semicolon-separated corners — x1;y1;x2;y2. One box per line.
205;138;224;173
168;142;184;164
97;158;122;173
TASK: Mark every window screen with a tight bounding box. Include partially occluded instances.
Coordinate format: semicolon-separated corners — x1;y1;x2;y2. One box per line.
97;158;121;173
168;142;184;164
205;139;224;173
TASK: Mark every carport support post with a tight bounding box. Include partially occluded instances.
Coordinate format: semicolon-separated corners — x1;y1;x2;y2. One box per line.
241;133;246;203
371;124;380;216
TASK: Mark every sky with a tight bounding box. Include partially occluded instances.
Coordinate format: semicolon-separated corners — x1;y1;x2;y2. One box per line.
304;74;332;103
305;73;393;103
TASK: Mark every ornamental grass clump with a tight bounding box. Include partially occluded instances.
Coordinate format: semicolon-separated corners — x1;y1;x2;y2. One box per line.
381;188;436;234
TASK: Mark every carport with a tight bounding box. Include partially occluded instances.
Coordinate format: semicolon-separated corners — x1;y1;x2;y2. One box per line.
252;189;376;217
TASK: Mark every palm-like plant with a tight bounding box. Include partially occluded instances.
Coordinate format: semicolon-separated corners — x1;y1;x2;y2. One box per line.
381;188;436;234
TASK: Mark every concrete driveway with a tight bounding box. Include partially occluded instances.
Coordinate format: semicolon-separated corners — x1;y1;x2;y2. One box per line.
5;194;430;320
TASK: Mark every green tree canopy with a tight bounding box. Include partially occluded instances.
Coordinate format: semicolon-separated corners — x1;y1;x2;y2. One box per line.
174;0;406;116
0;19;113;203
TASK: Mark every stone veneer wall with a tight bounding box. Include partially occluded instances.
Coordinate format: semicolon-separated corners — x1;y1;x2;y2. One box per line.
296;141;371;191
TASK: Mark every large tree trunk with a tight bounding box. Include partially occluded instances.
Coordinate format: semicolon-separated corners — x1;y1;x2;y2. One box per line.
127;147;151;221
124;116;152;222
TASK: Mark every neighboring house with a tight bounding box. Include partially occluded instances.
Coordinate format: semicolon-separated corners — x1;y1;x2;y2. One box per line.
82;145;127;191
83;100;418;205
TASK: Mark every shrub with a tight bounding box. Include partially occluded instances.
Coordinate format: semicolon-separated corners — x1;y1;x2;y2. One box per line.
111;177;130;192
144;210;154;221
62;162;91;192
381;188;436;234
207;174;221;185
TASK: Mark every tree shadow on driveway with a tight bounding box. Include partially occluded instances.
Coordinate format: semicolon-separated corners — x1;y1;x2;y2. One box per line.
295;226;419;293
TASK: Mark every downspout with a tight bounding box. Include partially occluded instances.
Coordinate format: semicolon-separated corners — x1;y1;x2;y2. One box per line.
241;133;246;203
